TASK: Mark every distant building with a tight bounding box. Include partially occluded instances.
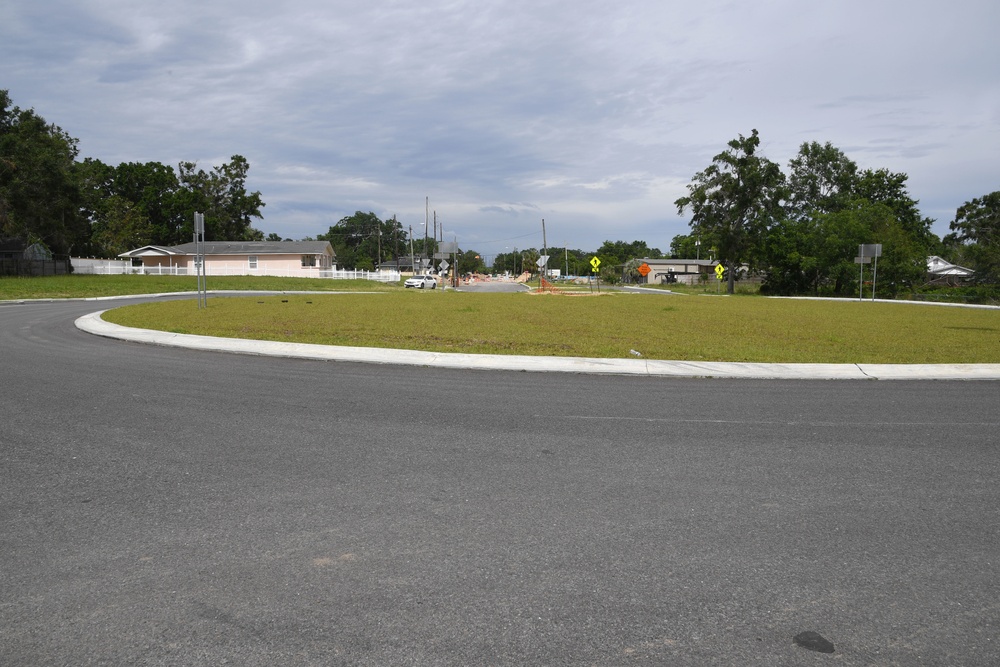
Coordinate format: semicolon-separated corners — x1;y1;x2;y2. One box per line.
635;258;719;285
119;241;336;277
926;255;974;285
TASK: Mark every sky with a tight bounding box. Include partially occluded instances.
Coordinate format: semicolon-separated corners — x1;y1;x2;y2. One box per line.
3;0;999;261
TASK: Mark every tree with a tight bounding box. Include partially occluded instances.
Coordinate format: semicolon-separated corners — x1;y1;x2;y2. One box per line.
90;195;154;257
763;142;937;296
0;90;86;254
854;168;934;250
320;211;407;270
596;240;662;262
110;161;184;245
177;155;264;241
77;158;185;250
948;191;1000;283
675;129;786;293
457;249;486;275
763;200;925;296
786;141;858;220
669;233;716;259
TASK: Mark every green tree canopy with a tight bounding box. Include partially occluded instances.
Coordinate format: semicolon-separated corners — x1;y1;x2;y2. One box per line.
854;168;934;249
320;212;407;270
786;141;858;220
177;155;264;241
0;90;86;254
89;195;154;257
947;191;1000;284
675;129;786;293
596;239;663;262
77;158;184;253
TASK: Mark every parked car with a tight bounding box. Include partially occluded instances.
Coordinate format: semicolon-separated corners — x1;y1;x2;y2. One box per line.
404;275;437;289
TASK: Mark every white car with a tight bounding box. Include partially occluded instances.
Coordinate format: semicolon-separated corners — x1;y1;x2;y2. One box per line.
404;275;437;289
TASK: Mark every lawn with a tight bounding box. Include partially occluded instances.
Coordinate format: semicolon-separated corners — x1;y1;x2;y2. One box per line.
99;290;1000;364
0;274;398;299
6;275;997;363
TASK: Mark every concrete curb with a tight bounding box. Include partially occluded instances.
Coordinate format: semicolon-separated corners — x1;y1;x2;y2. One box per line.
75;310;1000;380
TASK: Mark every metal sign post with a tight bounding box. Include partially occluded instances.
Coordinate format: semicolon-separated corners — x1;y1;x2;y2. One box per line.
194;212;207;308
857;244;882;301
536;255;549;289
589;256;601;293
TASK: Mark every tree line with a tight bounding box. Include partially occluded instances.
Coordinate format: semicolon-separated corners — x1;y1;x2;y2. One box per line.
3;91;995;287
1;90;267;258
674;129;999;295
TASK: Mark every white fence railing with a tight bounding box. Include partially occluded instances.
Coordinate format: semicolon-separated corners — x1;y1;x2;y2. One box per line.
71;259;400;283
71;258;133;274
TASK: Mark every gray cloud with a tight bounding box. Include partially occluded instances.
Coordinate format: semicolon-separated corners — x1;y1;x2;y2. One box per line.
2;0;998;252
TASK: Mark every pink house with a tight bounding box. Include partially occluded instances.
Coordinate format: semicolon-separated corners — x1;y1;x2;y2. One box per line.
119;241;337;277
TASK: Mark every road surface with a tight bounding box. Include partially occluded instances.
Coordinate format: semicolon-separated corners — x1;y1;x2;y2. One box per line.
2;297;999;665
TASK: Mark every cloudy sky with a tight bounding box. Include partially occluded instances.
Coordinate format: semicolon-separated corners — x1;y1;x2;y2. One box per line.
3;0;998;259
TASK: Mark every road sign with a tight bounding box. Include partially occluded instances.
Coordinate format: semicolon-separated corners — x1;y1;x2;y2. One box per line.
438;259;450;271
637;263;651;277
714;263;725;279
859;243;882;257
536;255;549;269
590;256;601;271
853;256;872;264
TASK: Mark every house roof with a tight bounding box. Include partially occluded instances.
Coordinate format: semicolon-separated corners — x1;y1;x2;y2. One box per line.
638;258;718;266
927;255;974;277
120;241;335;258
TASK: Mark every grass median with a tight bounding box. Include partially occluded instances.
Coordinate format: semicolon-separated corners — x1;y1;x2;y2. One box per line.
100;289;1000;364
0;274;396;299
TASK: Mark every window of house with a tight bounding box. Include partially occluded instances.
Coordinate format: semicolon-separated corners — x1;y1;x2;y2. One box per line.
248;255;258;269
301;255;316;267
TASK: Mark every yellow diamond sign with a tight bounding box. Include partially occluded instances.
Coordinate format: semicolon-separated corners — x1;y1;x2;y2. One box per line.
590;256;601;271
715;263;725;279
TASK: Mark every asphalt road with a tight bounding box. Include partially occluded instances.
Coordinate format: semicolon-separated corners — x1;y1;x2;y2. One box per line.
3;298;999;665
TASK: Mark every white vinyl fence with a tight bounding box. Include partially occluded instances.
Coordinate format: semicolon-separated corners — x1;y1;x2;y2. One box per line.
72;258;400;283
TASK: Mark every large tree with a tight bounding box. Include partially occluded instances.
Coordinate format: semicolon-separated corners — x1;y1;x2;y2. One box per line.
320;212;406;270
785;141;858;220
675;129;786;293
0;90;87;254
89;195;154;257
947;191;1000;284
77;158;185;253
854;168;935;250
763;199;925;297
177;155;264;241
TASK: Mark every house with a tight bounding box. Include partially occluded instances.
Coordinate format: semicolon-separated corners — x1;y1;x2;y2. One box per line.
635;258;719;285
926;255;974;285
119;241;337;277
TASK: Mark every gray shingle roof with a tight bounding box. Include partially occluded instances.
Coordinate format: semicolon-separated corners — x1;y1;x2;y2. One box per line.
168;241;334;256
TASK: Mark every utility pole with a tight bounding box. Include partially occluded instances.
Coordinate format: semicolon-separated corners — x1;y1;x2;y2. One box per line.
541;218;547;287
409;225;415;276
392;215;398;267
